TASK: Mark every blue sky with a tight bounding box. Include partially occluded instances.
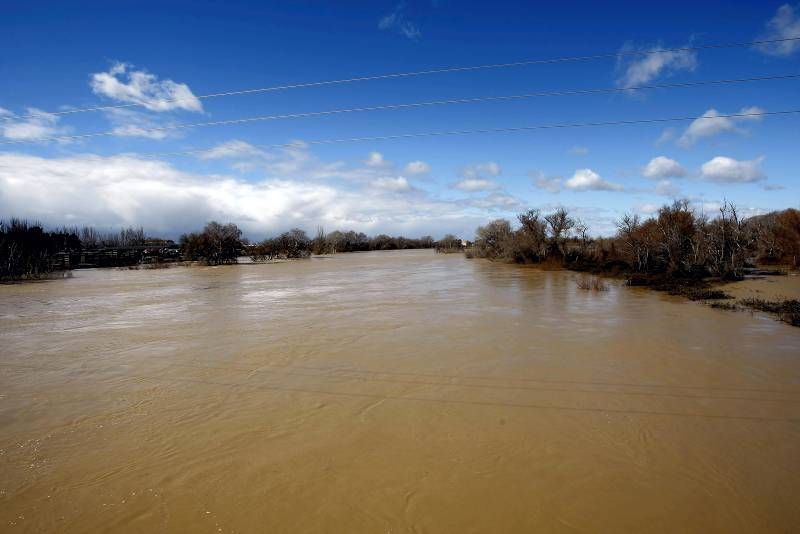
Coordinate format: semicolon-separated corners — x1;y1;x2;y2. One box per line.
1;0;799;239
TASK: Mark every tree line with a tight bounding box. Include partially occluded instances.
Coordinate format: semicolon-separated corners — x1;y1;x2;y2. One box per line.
0;219;169;280
0;219;81;280
1;218;456;279
470;202;800;280
196;225;452;264
5;205;797;281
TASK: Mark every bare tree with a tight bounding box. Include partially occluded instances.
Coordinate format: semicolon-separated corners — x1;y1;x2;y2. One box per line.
574;219;590;254
655;200;696;274
706;201;755;279
544;207;575;256
474;219;513;258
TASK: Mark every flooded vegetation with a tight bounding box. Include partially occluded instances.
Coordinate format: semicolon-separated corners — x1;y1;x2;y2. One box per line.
469;202;800;326
1;219;440;279
1;249;799;532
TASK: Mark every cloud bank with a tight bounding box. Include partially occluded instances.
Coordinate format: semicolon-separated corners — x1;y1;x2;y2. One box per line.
0;149;493;239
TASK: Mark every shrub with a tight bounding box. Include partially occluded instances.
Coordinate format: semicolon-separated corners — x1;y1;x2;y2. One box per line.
576;276;609;291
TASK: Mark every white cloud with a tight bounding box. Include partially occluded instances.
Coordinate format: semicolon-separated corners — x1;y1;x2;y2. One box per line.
655;127;676;145
378;3;421;40
461;161;501;180
0;108;70;142
530;171;562;193
756;4;800;56
642;156;687;179
103;108;179;140
451;178;500;192
90;62;203;112
654;179;680;196
686;201;770;220
699;201;723;214
635;203;660;215
465;192;524;211
564;168;624;192
678;106;764;147
404;160;430;175
370;176;413;192
616;41;697;88
197;140;270;160
197;139;348;179
259;140;347;178
365;151;393;168
762;183;786;191
197;142;428;189
700;156;766;183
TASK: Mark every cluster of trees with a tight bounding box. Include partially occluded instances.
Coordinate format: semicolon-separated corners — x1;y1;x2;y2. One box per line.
2;217;457;277
180;222;244;265
0;219;79;280
8;204;795;281
1;219;171;280
471;207;589;264
471;202;800;280
435;234;463;252
180;223;452;264
309;228;439;254
76;226;146;249
615;201;800;278
748;208;800;266
246;228;313;262
246;227;444;262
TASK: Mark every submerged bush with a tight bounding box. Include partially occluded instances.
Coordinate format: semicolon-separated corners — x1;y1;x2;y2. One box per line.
576;276;609;291
741;298;800;327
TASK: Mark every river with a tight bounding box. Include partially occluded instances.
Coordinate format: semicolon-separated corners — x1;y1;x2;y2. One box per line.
1;249;799;532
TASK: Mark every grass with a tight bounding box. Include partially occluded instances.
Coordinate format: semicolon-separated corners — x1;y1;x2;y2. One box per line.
0;270;73;283
625;275;733;302
576;276;609;291
741;298;800;327
681;288;732;301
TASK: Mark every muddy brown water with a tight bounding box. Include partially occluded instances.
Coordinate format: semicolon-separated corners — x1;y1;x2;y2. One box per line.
1;249;799;533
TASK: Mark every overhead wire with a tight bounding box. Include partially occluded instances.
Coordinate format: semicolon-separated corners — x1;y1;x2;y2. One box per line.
2;35;799;122
2;73;799;146
130;108;800;158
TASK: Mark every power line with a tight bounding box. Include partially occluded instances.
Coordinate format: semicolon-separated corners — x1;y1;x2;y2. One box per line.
3;73;799;145
3;36;799;122
134;108;800;158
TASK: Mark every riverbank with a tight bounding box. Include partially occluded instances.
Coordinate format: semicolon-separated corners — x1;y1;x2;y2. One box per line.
625;268;800;327
468;245;800;327
713;270;800;326
576;264;800;327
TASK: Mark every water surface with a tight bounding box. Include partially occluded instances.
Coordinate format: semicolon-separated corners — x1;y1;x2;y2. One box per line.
1;250;799;532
